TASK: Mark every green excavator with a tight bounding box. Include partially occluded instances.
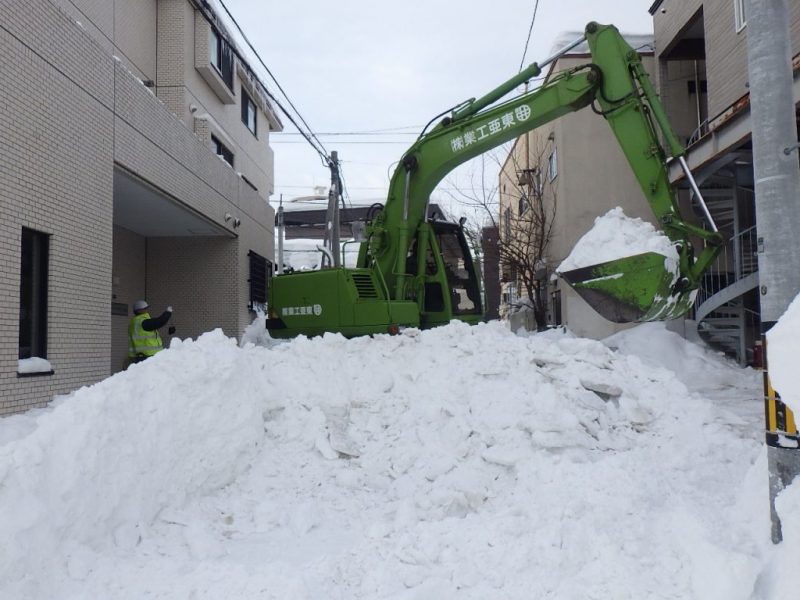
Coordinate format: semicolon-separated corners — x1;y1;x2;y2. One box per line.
266;22;724;338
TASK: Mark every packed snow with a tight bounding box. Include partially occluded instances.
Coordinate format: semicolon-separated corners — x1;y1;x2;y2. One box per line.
0;319;798;599
16;357;53;374
558;206;678;272
767;292;800;414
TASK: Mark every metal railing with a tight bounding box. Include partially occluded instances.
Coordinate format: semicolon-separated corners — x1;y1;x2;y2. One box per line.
695;225;758;307
687;119;710;147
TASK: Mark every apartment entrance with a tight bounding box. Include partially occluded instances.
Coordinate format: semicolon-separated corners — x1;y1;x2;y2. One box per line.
111;167;233;373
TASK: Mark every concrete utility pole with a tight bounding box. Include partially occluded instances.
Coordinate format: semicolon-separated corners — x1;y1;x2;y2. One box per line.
323;151;342;268
277;194;284;275
745;0;800;543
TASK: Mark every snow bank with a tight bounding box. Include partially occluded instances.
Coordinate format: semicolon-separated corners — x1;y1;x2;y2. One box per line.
604;322;755;392
767;292;800;413
755;480;800;598
0;331;266;598
558;207;678;272
0;321;771;598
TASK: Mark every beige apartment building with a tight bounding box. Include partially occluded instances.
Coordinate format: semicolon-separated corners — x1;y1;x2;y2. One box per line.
498;35;658;339
651;0;800;363
0;0;282;414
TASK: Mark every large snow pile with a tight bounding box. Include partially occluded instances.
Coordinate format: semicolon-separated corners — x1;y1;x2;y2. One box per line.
0;321;788;599
767;292;800;413
604;322;755;393
558;207;678;272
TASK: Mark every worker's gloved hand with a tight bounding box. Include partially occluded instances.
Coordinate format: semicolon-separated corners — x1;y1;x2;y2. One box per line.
168;326;176;335
167;306;173;312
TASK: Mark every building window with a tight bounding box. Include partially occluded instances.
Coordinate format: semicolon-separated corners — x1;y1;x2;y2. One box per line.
242;90;257;136
551;289;562;326
248;250;272;311
734;0;747;31
548;148;558;181
518;193;530;215
503;206;512;240
209;28;234;89
19;228;49;360
212;135;234;167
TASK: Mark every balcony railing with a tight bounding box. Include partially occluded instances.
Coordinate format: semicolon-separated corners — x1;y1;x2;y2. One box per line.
695;225;758;307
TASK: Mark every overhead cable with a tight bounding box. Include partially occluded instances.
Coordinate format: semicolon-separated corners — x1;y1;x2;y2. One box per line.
197;0;330;164
518;0;540;73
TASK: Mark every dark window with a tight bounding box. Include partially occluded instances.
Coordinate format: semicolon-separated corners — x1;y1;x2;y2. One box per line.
248;250;272;310
212;135;234;167
241;90;257;136
518;193;530;215
548;148;558;181
209;28;234;89
687;80;708;95
19;228;49;359
435;228;482;316
552;289;562;326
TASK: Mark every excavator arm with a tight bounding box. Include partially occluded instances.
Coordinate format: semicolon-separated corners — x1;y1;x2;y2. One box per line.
267;22;723;338
363;21;723;321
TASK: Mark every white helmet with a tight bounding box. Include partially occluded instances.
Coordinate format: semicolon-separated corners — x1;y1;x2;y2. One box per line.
133;299;149;312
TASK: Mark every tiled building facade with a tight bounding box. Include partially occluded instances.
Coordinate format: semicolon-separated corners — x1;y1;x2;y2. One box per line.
0;0;281;413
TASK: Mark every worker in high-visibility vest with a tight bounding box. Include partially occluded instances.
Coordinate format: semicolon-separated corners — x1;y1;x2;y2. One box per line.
128;299;174;364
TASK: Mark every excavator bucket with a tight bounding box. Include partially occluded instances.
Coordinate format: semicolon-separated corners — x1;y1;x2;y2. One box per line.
559;252;696;323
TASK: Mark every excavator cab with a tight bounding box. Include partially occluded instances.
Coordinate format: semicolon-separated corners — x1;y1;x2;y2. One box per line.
419;221;482;327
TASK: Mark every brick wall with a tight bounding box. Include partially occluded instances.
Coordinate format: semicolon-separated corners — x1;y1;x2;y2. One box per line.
156;0;186;115
146;237;239;340
0;0;115;414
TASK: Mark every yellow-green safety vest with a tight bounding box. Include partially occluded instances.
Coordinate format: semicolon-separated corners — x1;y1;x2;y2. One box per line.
128;312;163;358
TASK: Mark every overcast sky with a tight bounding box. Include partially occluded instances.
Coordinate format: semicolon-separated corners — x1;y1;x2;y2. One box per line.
223;1;654;214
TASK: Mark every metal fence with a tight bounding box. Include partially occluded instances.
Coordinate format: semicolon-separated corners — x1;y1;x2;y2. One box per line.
695;225;758;307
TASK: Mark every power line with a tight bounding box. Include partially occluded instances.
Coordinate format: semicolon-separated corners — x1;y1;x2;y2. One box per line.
201;0;330;164
518;0;540;73
275;131;419;137
270;140;414;145
275;125;423;136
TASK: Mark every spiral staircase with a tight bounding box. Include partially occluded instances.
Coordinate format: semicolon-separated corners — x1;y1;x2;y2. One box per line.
687;155;760;365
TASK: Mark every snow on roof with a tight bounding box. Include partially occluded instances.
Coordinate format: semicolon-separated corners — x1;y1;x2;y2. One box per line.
201;0;283;131
549;31;655;57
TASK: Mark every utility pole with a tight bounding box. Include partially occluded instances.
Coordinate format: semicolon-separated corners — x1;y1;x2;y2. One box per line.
277;194;284;275
323;151;342;268
745;0;800;542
